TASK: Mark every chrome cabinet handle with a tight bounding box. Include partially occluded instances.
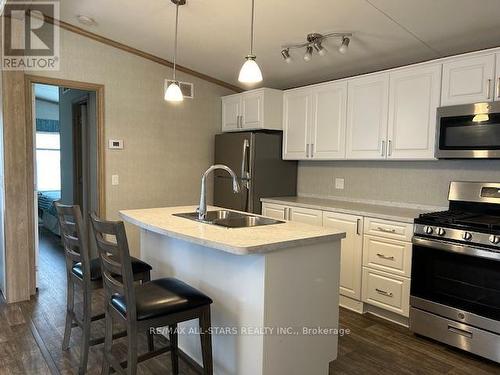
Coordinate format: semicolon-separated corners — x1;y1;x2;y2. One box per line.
306;144;310;158
377;253;395;260
497;77;500;99
310;143;314;158
377;226;396;233
388;140;392;156
487;79;492;99
356;219;361;235
375;288;393;297
381;140;385;157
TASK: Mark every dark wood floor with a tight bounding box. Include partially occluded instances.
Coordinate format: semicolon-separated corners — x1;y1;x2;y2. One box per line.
0;228;499;374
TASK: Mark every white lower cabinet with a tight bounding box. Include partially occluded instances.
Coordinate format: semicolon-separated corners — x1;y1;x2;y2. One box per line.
362;267;410;317
289;207;322;226
323;212;363;300
262;202;413;322
261;203;287;220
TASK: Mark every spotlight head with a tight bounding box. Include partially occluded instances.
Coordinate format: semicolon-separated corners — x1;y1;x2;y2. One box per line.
338;37;350;54
281;48;292;63
304;46;313;62
313;41;327;56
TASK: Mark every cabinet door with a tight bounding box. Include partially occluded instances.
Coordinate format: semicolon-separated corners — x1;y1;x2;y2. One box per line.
387;64;441;160
289;207;322;226
346;73;389;159
441;54;495;106
222;95;241;132
310;82;347;159
261;203;287;220
323;212;363;300
283;90;311;160
496;53;500;101
241;92;263;129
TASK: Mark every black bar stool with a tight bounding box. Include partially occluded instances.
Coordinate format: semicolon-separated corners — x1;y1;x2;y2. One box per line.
89;213;214;375
55;203;153;375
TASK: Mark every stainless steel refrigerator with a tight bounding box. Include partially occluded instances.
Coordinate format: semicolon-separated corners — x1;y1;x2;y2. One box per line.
214;131;297;214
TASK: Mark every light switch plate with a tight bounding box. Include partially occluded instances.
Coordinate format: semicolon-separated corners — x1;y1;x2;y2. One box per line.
109;139;124;149
111;175;119;186
335;178;345;190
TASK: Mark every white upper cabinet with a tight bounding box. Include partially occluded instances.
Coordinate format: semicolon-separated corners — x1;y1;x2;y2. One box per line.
241;91;262;129
346;73;390;160
387;64;441;160
221;95;241;132
221;88;282;132
441;54;496;106
283;89;311;159
310;82;347;159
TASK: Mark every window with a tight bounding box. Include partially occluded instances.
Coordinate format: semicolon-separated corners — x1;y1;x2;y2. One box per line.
36;132;61;191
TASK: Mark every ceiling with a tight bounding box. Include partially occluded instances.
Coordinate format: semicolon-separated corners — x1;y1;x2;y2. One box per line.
59;0;500;90
34;84;59;102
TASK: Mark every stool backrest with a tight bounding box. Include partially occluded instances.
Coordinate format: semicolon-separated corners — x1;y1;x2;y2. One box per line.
55;202;91;283
89;213;137;320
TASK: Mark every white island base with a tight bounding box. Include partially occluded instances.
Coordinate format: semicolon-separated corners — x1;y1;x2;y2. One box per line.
122;207;344;375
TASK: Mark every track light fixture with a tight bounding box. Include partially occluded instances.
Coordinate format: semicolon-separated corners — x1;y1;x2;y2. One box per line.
304;46;313;62
281;48;292;63
338;36;350;54
281;32;352;63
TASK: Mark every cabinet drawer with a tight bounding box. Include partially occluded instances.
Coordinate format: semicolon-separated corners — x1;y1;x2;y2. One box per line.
261;203;287;220
289;207;323;226
362;267;410;317
364;217;413;241
363;235;412;277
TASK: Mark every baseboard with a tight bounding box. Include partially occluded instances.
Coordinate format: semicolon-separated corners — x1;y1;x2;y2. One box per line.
364;304;409;327
339;295;364;313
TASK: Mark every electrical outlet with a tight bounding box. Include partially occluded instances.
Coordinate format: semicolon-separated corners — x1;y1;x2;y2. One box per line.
112;175;119;186
335;178;345;190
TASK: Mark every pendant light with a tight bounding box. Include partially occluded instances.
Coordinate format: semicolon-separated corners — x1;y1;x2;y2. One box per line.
164;0;185;102
238;0;263;84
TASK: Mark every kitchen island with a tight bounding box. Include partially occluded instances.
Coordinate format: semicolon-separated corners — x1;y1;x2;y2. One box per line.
120;206;345;375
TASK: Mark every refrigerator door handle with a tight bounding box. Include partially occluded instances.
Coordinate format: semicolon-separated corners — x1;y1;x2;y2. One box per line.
241;139;250;187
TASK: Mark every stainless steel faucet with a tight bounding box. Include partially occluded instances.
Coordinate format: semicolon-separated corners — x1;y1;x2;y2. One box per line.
198;164;240;220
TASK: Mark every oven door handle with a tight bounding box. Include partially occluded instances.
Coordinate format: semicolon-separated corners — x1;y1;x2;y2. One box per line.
412;236;500;262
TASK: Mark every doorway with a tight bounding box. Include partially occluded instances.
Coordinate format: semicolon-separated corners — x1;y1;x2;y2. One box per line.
26;76;105;292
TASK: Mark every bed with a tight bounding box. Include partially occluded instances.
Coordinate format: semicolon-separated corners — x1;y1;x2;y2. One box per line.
38;190;61;236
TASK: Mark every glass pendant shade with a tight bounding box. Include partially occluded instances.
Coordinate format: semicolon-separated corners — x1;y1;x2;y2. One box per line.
238;55;263;83
164;80;184;102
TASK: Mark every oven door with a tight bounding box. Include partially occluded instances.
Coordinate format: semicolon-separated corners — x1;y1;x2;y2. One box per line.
411;237;500;324
436;102;500;158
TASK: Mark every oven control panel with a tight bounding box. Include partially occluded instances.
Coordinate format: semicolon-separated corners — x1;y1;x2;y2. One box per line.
414;224;500;249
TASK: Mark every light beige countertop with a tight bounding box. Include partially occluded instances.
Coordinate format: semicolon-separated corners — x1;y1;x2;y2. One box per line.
120;206;345;256
261;196;435;223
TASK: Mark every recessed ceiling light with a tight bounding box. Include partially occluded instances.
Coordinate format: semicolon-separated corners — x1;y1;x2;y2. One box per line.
76;15;97;26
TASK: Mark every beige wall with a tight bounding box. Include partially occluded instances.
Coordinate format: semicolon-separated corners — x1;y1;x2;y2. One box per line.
298;160;500;207
29;27;234;254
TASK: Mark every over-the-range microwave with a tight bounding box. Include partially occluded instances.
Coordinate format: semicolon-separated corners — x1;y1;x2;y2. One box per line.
436;101;500;159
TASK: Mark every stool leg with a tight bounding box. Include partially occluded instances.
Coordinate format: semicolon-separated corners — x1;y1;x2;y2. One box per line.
147;328;155;352
79;288;91;375
126;325;138;375
199;307;213;375
101;305;112;375
169;324;179;375
62;278;74;350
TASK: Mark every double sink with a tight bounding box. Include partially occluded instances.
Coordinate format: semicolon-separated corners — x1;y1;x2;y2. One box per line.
174;210;284;228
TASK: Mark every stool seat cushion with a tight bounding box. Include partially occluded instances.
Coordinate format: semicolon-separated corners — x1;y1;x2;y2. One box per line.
72;257;152;281
111;278;213;321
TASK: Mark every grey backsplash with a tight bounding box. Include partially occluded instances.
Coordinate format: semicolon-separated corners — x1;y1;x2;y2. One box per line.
297;160;500;207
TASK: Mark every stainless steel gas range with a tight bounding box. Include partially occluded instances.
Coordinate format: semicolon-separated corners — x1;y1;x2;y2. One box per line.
410;181;500;363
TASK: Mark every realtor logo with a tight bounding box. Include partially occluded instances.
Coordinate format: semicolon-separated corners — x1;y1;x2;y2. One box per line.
1;1;60;70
